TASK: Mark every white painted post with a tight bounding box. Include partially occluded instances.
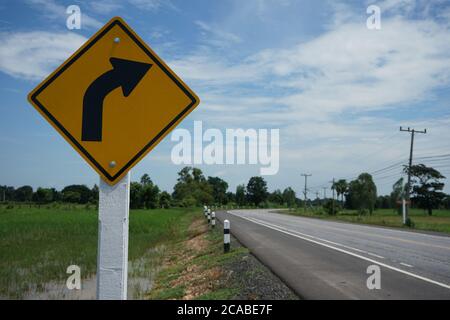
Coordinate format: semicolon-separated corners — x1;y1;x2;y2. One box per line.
207;209;211;224
402;199;406;224
211;211;216;228
224;220;230;253
97;173;130;300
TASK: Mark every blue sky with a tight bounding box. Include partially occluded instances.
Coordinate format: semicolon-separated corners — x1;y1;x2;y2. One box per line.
1;0;450;197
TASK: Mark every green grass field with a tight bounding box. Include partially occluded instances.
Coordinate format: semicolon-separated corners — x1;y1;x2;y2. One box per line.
0;204;198;299
282;207;450;234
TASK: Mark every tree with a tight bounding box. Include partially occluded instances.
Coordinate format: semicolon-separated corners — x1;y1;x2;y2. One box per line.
63;191;81;203
406;164;446;216
192;168;205;182
207;176;228;205
142;182;160;209
33;187;53;204
90;184;99;203
323;198;339;215
159;191;172;208
51;188;62;202
130;174;161;209
225;192;235;204
443;195;450;210
333;179;348;203
130;182;144;209
172;167;213;206
62;185;92;203
268;189;283;205
140;174;152;186
235;185;246;206
0;186;15;202
246;177;268;206
347;173;377;215
282;187;296;208
15;185;33;202
375;195;390;209
390;178;405;214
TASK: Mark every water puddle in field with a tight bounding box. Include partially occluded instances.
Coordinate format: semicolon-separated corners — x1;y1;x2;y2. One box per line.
7;245;166;300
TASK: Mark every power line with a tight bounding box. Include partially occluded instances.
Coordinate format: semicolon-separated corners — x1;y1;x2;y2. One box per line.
341;131;402;165
373;171;404;181
308;138;448;195
415;153;450;159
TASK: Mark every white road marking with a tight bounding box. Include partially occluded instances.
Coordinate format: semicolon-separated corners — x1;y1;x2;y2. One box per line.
367;252;385;259
400;262;414;268
228;211;450;290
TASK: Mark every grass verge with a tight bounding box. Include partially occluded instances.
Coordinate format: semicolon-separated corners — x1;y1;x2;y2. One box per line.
148;214;298;300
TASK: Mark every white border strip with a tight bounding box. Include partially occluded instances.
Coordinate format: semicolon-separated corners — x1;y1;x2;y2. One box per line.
228;211;450;290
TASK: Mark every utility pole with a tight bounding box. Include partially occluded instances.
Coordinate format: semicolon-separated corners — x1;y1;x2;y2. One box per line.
400;126;427;224
330;178;335;214
301;173;312;213
322;187;327;199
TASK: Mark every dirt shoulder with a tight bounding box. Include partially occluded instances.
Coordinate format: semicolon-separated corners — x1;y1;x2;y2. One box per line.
147;214;298;300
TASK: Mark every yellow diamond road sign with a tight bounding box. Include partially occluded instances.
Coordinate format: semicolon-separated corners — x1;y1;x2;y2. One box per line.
28;17;200;185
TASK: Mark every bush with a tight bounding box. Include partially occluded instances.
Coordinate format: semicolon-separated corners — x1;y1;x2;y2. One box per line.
405;218;415;228
180;196;196;208
323;200;339;215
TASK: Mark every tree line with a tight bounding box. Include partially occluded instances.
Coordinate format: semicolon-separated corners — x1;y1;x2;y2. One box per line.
0;167;296;209
328;164;449;215
1;164;449;214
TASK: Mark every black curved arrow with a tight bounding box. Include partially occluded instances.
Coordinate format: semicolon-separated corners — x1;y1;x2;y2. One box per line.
81;57;152;141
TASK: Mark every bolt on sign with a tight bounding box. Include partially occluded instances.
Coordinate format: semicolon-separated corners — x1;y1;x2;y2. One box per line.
28;17;200;185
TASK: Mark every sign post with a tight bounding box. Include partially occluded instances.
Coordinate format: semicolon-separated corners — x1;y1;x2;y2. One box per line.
27;17;200;300
97;172;130;300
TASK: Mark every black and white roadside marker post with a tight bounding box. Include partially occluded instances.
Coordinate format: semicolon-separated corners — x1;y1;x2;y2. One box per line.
224;220;230;253
211;211;216;228
97;173;130;300
207;209;211;224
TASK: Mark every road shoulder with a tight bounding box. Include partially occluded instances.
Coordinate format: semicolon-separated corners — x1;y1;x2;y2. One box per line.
147;212;298;300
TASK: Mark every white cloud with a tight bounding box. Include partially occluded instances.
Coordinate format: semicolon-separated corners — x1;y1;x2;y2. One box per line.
88;1;123;14
375;0;417;14
170;51;265;86
0;31;87;80
176;16;450;122
127;0;177;11
195;20;242;47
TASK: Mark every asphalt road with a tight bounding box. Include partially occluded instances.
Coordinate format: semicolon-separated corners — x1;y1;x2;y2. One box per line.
216;209;450;299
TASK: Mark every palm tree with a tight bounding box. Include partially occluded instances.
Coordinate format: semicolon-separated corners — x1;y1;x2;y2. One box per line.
333;179;348;203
